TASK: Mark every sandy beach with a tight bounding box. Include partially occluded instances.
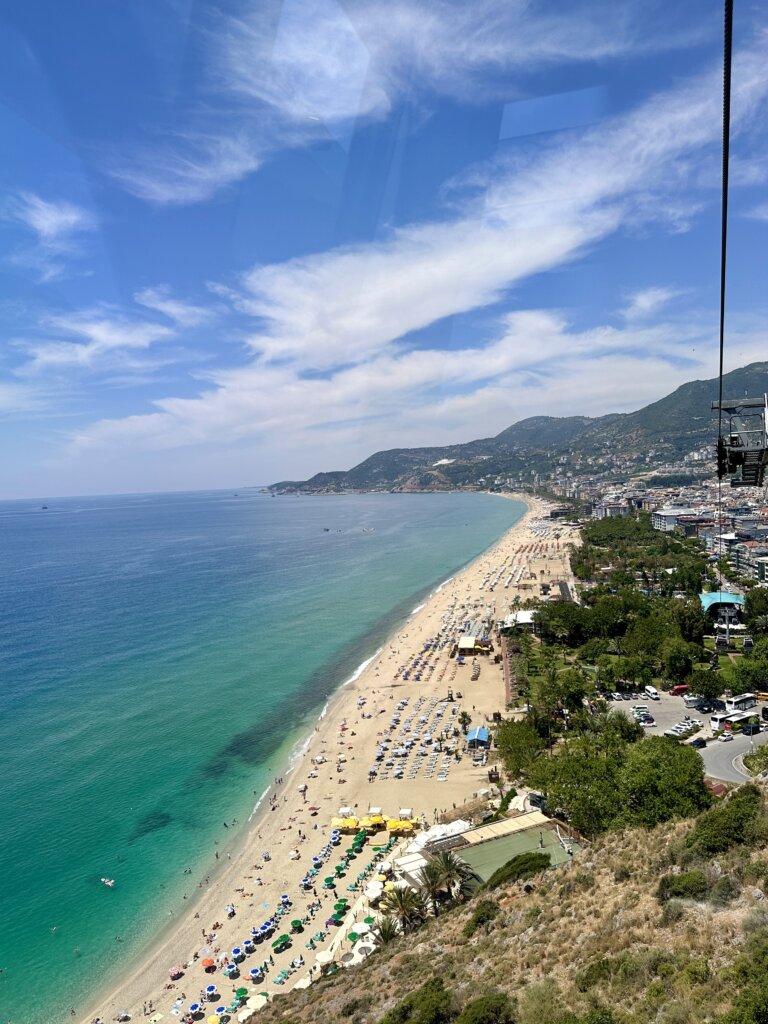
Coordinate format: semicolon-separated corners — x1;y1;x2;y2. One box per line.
79;493;578;1024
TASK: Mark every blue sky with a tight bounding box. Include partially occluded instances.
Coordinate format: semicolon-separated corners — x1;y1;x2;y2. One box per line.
1;0;767;497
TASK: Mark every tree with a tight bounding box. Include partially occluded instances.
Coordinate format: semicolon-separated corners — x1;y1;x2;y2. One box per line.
417;858;447;916
433;850;482;902
458;711;472;735
456;993;515;1024
686;668;725;702
372;916;400;946
746;588;768;631
617;736;712;829
663;638;693;682
528;737;623;837
495;719;545;779
380;886;429;933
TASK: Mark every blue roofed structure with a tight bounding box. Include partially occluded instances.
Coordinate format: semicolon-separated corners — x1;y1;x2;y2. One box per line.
699;592;745;617
467;726;490;749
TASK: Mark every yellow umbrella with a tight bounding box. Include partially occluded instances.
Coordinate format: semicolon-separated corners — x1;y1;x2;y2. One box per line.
359;816;374;829
331;817;344;827
386;819;400;831
208;1016;219;1024
342;817;359;829
384;881;395;891
399;821;413;833
369;814;386;826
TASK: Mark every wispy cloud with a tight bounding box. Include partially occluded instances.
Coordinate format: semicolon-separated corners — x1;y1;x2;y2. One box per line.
135;286;213;327
622;286;684;321
747;202;768;221
4;192;97;281
108;131;264;205
110;0;706;204
68;34;768;471
19;312;174;375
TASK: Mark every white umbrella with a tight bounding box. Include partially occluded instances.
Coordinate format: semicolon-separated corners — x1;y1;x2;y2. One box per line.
351;922;371;935
293;976;312;990
315;949;334;964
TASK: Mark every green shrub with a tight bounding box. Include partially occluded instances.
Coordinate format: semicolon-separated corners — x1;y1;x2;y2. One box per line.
463;899;500;938
660;899;685;926
485;852;551;891
656;870;709;903
575;958;614;992
581;1011;617;1024
456;992;516;1024
613;864;632;882
380;977;457;1024
343;996;374;1017
686;785;764;856
709;875;741;907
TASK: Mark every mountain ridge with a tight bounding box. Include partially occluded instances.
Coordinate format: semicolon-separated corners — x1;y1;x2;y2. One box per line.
269;362;768;493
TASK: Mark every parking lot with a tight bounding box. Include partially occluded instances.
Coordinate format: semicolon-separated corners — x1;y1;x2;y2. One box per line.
610;691;768;783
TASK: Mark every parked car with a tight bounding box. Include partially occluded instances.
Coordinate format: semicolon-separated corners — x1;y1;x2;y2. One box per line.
611;692;623;701
718;732;734;742
690;738;707;749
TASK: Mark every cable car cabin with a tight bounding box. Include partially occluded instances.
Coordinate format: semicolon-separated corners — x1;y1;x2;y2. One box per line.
713;395;768;487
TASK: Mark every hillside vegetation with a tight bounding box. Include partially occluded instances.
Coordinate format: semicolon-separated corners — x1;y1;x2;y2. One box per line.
258;787;768;1024
269;361;768;492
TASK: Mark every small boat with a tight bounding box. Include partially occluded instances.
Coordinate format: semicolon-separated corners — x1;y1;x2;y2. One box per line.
101;877;115;887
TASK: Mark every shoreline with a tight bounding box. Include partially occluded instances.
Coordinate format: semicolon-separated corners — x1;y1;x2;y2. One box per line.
78;491;574;1024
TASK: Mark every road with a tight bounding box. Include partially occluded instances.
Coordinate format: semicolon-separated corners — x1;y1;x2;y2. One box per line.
613;691;767;784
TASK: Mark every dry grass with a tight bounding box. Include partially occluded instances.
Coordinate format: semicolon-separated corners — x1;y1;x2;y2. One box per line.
259;817;768;1024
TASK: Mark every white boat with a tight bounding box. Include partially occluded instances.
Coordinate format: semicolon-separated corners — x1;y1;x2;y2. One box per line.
101;877;115;887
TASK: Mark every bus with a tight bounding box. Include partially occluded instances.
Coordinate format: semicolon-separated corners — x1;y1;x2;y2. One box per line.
711;711;759;733
724;711;760;733
725;693;757;713
710;712;733;733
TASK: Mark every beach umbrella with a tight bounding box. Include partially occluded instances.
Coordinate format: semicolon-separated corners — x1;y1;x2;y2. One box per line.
348;932;359;943
202;958;216;969
206;984;218;996
353;922;371;935
223;964;236;975
232;947;243;959
280;894;290;904
235;987;249;999
364;916;375;925
249;967;262;980
207;1019;219;1024
341;951;355;966
315;950;334;964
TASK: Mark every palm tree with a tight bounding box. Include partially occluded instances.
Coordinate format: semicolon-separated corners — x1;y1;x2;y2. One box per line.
458;711;472;734
416;858;445;916
371;916;400;946
433;850;482;902
380;885;428;933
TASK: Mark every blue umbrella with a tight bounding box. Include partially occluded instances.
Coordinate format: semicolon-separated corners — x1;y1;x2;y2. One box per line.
280;894;290;904
205;985;217;998
223;964;236;975
251;927;260;936
232;947;242;958
250;967;262;979
215;1007;226;1016
189;1005;200;1014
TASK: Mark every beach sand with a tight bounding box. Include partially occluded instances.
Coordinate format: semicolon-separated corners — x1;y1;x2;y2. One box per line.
79;494;578;1024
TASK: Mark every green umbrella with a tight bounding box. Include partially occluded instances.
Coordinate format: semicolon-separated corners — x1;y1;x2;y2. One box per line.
364;917;375;925
334;902;346;911
348;932;359;943
235;988;249;998
291;920;303;930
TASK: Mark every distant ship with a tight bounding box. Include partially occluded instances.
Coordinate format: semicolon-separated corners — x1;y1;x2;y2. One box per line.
101;877;115;887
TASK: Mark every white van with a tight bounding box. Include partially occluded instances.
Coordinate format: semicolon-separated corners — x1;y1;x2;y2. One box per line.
644;685;660;701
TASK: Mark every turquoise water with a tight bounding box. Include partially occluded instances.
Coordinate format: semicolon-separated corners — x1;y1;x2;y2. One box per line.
0;490;524;1022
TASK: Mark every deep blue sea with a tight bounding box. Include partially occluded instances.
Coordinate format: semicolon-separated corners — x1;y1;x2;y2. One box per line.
0;490;524;1023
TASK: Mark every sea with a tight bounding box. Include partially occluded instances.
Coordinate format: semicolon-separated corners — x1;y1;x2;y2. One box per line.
0;489;525;1023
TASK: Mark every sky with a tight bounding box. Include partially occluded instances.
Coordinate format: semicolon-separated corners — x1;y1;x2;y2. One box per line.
1;0;768;498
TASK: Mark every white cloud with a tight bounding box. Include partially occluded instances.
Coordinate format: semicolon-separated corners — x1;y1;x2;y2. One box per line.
622;286;684;321
108;130;264;205
66;35;768;474
19;313;174;375
5;192;97;281
747;202;768;221
135;286;213;327
110;0;706;204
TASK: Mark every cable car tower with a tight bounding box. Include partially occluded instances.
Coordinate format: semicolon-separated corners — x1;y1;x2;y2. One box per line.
714;396;768;487
711;1;768;489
